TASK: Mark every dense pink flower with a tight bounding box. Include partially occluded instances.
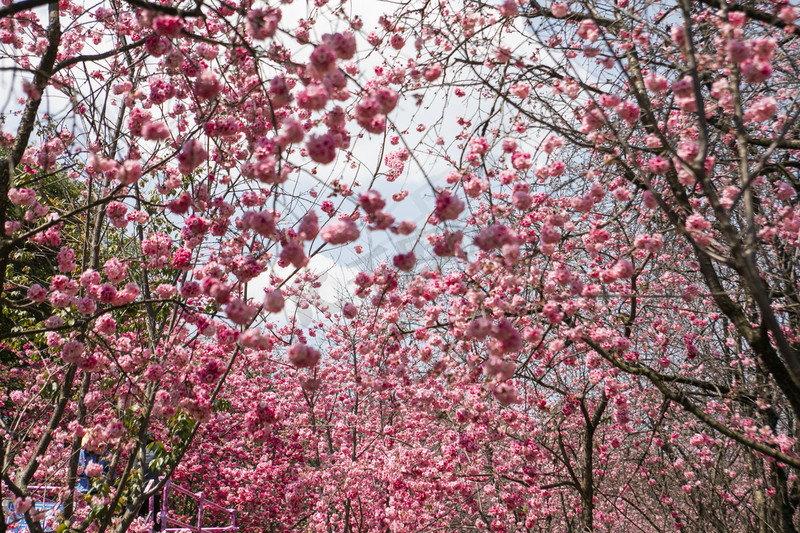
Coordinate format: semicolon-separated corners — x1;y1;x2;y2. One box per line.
298;211;319;240
648;156;670;175
511;151;533;171
551;2;569;18
389;33;405;50
392;252;416;271
142;121;170;141
104;257;128;284
61;340;85;363
94;314;116;335
194;69;222;100
8;187;36;206
27;284;47;302
744;96;777;122
644;72;668;94
168;192;192;214
726;40;752;64
287;343;321;368
323;31;357;59
741;59;772;83
434;191;465;221
246;7;281;40
144;35;170;57
225;298;257;325
177;139;208;175
341;301;358;319
264;289;285;313
151;14;183;38
306;133;337;164
321;217;360;245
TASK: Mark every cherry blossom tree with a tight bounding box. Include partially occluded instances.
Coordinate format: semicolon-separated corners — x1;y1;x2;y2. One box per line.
338;0;800;530
3;0;800;531
0;0;404;530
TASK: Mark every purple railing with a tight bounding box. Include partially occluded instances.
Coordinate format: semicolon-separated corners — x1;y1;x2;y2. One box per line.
5;486;61;532
6;482;237;533
158;480;238;533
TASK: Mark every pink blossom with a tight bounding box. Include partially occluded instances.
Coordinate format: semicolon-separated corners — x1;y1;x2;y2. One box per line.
671;77;694;98
509;83;530;99
435;191;465;221
287;343;321;368
279;241;308;268
14;498;32;515
27;283;47;302
167;192;192;214
323;31;357;59
57;246;77;273
644;72;668;94
171;248;193;270
744;96;777;122
180;281;201;299
144;35;170;57
62;340;85;363
617;100;640;125
321;216;360;245
540;223;561;244
296;82;329;111
389;33;405;50
94;314;116;335
268;76;292;108
493;383;519;406
648;156;670;175
393;252;416;271
499;0;518;17
8;187;36;206
777;182;794;201
142;121;170;141
551;2;569;18
226;298;257;325
686;213;711;232
726;40;752;64
342;302;358;319
741;59;772;83
577;19;600;42
104;257;128;284
309;44;337;75
80;269;101;287
148;77;177;105
76;297;97;315
154;283;177;299
671;24;686;47
177;139;208;174
298;211;319;240
613;259;634;279
779;5;798;24
424;63;442;82
195;69;222;100
264;289;285;313
247;7;281;40
5;221;20;235
751;38;777;61
599;94;621;108
306;133;337;164
22;80;40;100
512;190;532;210
152;15;184;38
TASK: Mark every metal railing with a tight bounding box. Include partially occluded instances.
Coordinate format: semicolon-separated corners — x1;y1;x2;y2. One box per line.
4;482;238;533
158;480;238;533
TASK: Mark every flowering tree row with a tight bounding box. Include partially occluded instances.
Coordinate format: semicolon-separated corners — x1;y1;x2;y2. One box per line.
0;0;408;530
2;0;800;531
